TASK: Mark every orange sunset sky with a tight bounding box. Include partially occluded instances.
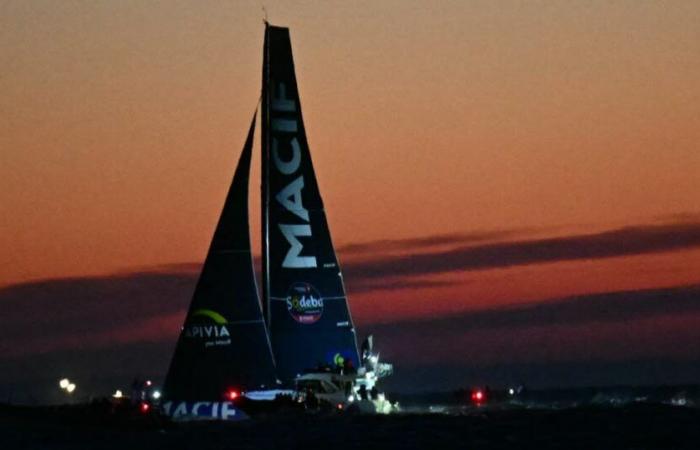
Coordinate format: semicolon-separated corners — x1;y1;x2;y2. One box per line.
1;1;700;395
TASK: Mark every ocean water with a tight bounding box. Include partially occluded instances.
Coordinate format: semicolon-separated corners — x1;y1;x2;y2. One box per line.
2;386;699;449
392;384;700;412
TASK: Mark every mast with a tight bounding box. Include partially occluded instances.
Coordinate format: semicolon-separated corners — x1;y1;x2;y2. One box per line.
261;23;271;328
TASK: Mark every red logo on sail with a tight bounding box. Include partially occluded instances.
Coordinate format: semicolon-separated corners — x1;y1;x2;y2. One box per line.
286;282;323;324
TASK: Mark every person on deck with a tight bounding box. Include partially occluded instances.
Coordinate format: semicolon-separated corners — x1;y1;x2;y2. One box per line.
358;384;368;400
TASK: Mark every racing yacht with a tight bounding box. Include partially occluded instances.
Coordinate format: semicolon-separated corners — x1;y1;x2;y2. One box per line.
161;23;395;420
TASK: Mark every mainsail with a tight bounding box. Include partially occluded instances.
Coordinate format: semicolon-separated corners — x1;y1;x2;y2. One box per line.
163;112;277;401
261;24;360;383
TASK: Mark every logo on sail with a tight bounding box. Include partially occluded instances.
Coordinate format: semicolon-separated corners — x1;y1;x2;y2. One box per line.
286;282;323;324
271;82;317;269
184;308;231;347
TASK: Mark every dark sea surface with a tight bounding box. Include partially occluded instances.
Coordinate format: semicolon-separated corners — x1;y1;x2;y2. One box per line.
2;386;699;449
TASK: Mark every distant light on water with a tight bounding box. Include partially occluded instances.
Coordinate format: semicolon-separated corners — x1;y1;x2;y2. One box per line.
471;388;486;404
58;378;76;394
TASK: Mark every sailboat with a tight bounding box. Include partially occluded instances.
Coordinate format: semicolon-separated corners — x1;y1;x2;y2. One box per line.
161;24;392;420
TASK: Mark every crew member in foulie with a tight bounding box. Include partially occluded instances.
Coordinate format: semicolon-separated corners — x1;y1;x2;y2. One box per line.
358;384;368;400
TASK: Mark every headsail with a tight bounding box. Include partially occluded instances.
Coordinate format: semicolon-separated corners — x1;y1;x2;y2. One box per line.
164;112;277;401
262;25;360;383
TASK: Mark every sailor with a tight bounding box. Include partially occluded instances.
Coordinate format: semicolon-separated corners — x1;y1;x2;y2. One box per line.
130;378;144;404
304;387;319;410
358;384;368;400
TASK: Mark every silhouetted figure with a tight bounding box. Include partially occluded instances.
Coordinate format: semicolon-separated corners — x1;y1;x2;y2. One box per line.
304;388;319;410
359;384;368;400
130;378;144;404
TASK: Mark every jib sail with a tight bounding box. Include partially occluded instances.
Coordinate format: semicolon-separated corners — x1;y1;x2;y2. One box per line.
261;24;360;383
164;112;277;401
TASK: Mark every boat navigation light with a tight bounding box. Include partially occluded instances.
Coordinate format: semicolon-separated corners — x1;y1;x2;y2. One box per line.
471;389;485;403
226;389;240;401
59;378;70;389
151;390;161;400
348;395;355;402
140;402;150;413
66;383;76;393
146;380;152;387
508;388;515;396
113;390;123;399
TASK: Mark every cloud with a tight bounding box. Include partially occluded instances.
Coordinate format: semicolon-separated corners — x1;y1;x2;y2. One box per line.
652;211;700;224
370;284;700;335
3;217;700;363
337;228;532;255
2;269;697;360
0;272;195;356
343;221;700;281
129;219;700;293
366;285;700;389
0;284;700;402
0;269;455;358
348;278;459;294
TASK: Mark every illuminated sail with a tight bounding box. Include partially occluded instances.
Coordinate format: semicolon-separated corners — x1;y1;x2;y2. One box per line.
261;24;360;383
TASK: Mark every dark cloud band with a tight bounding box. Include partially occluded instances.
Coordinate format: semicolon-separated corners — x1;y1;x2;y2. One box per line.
344;222;700;281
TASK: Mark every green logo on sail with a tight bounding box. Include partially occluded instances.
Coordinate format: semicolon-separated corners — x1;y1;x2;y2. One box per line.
191;309;228;325
184;308;231;347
